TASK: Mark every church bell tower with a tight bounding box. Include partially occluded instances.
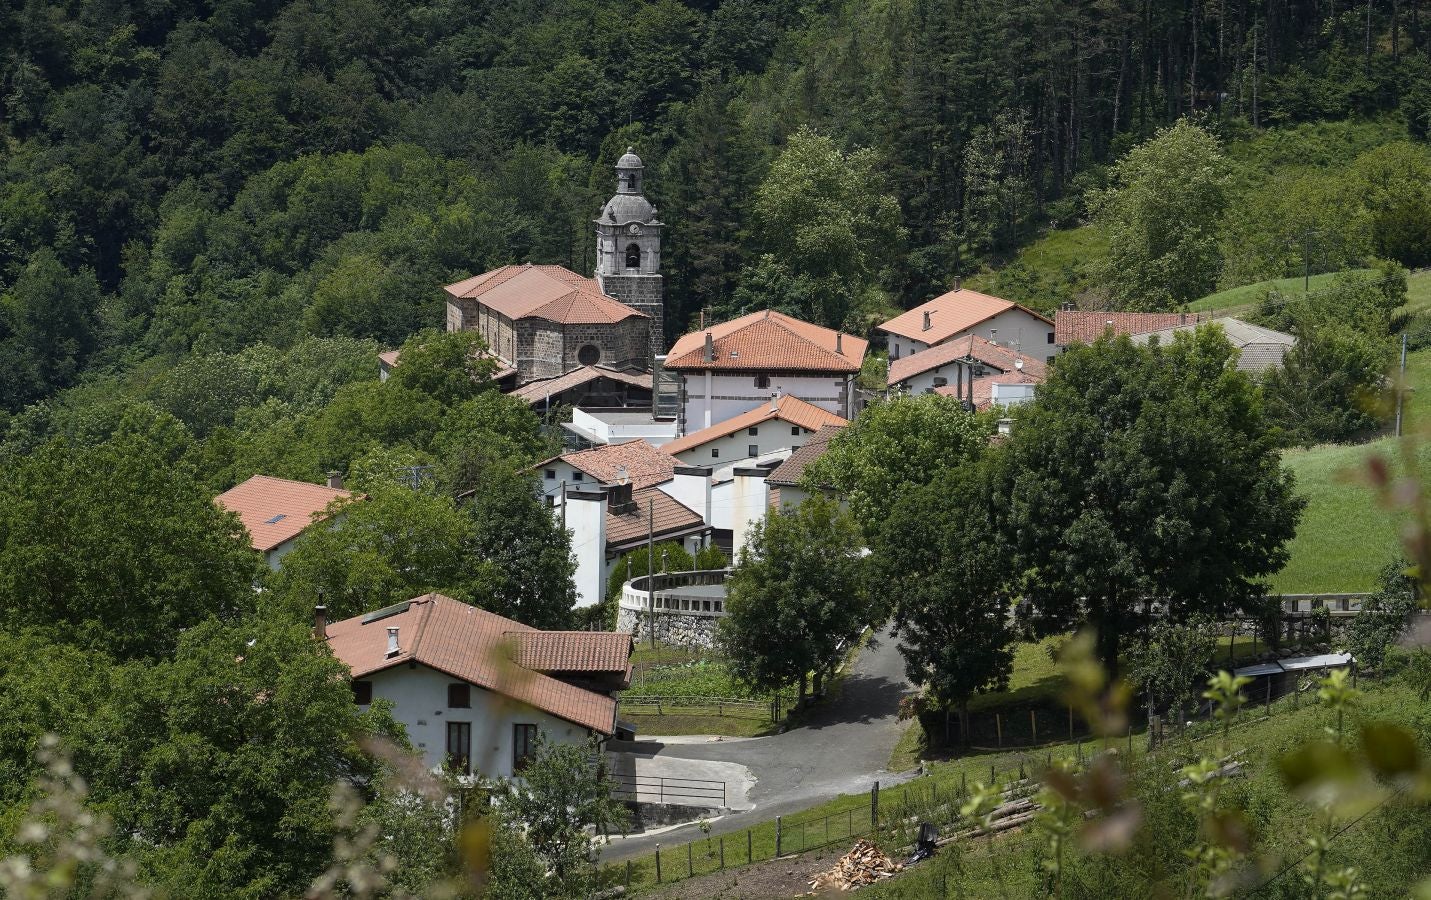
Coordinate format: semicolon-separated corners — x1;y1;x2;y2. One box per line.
595;147;665;364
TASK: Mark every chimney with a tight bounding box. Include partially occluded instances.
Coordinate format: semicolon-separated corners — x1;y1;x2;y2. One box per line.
955;276;963;290
1060;301;1075;312
703;332;714;363
385;627;400;658
313;605;328;641
770;391;780;412
326;471;344;490
669;466;713;527
922;311;932;331
836;332;844;354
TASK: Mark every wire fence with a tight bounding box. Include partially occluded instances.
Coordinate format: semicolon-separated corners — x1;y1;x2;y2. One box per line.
602;667;1372;892
617;694;789;721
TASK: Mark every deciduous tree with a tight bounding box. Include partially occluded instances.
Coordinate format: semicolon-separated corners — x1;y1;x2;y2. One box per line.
1001;329;1304;674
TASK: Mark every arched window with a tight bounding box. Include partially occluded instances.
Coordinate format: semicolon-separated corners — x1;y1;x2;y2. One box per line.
625;243;641;269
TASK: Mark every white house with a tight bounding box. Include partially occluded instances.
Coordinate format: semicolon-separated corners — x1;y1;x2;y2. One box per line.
662;309;867;435
325;594;633;777
564;482;712;608
534;440;679;502
764;424;845;510
215;474;359;570
878;287;1056;364
657;394;847;466
888;333;1048;403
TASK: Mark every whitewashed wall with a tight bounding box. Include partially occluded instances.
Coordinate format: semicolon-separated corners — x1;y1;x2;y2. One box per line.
359;663;597;777
669;424;815;467
681;372;853;432
887;307;1056;364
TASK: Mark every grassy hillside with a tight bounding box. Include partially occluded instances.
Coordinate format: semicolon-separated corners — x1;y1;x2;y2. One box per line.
1186;269;1374;314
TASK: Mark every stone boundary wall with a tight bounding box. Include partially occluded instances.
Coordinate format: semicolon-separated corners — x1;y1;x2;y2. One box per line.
617;607;720;650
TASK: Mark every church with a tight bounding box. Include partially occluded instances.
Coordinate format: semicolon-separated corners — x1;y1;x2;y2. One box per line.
443;149;665;386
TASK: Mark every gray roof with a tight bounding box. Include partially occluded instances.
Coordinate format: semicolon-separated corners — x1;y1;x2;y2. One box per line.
617;148;644;169
1130;317;1295;372
599;193;659;225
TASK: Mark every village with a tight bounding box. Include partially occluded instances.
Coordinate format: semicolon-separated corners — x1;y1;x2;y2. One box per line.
4;2;1431;895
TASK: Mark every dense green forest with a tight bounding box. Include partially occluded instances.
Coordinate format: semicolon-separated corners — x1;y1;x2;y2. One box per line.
4;0;1431;417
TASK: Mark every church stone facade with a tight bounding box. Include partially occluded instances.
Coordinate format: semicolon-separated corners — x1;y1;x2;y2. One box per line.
443;148;667;386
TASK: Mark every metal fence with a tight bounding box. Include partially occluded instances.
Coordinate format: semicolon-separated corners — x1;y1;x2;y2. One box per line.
607;774;727;808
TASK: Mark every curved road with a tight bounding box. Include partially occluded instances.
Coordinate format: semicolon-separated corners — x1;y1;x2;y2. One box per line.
603;627;916;861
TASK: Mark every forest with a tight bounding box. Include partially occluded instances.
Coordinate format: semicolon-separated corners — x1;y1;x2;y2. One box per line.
4;0;1431;418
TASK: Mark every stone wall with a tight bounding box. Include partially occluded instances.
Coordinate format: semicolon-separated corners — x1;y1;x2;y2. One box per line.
617;607;721;650
602;274;666;359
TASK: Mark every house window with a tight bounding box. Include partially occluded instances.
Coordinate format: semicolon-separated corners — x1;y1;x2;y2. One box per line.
448;684;471;708
891;345;899;359
352;680;373;705
544;469;556;480
754;374;770;389
747;427;758;436
1047;332;1055;344
747;444;759;457
625;243;641;268
711;448;719;458
446;722;471;775
933;377;947;387
791;426;801;436
513;724;539;772
572;471;584;481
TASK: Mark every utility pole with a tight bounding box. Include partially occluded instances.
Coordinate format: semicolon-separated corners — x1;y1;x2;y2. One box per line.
647;497;656;650
1397;331;1408;437
559;480;567;533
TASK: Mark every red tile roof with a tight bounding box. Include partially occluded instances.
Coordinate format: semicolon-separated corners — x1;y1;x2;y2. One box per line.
1054;310;1206;345
508;366;653;406
878;288;1051;345
605;486;708;548
326;594;628;734
444;264;646;326
509;631;633;674
888;334;1048;386
535;439;679;490
935;369;1044;410
664;309;866;373
215;475;358;552
661;395;848;456
766;424;845;487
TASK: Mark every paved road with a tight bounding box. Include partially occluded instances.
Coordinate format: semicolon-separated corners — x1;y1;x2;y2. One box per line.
602;627;916;860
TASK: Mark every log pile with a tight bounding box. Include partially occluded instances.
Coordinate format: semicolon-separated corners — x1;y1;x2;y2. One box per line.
808;840;903;891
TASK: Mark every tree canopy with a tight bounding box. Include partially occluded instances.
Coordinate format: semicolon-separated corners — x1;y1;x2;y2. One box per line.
1000;328;1305;673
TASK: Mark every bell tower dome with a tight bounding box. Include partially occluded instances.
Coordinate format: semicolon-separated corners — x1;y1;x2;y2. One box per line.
595;147;664;364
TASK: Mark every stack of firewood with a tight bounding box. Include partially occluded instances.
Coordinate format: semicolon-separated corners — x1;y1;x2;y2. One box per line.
808;839;903;891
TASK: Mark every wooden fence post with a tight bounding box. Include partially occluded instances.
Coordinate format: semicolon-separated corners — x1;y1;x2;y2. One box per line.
871;782;880;829
776;816;782;857
1068;704;1074;740
720;836;724;869
995;712;1002;748
687;841;693;878
747;828;752;863
1031;709;1037;745
625;860;632;890
655;844;662;883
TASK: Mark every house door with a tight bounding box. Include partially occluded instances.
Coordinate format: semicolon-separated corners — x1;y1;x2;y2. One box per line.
446;722;471;775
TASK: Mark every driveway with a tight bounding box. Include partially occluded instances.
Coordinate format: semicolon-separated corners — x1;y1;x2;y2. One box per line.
602;626;917;860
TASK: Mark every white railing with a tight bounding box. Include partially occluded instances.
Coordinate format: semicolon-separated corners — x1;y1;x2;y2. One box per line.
619;569;731;617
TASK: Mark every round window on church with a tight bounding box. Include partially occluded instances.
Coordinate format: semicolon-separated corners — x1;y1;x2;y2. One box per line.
578;344;601;366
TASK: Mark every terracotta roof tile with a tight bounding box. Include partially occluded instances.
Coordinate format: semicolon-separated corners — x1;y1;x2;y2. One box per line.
605;486;707;548
888;334;1048;386
766;424;845;487
508;631;633;673
878;289;1051;345
326;594;628;734
215;475;358;552
661;395;848;456
508;366;653;405
535;440;679;490
664;310;866;373
1054;310;1206;345
444;264;646;326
